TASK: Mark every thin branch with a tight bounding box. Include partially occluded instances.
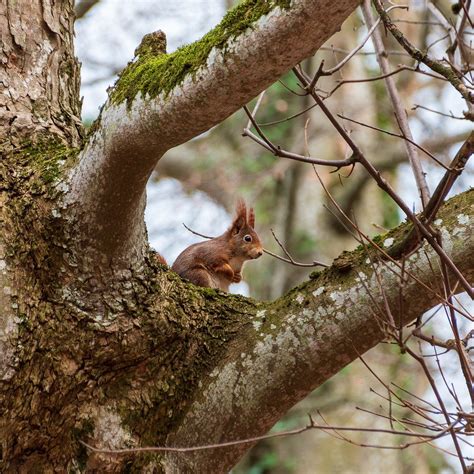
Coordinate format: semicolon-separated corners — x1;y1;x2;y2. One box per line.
392;18;444;26
80;418;451;456
271;228;329;267
412;104;468;121
362;1;430;208
320;4;406;77
182;223;213;240
243;105;276;152
338;114;449;170
372;0;473;104
258;103;318;127
242;106;356;169
182;224;328;268
412;328;457;351
246;92;266;130
277;79;308;96
319;45;410;57
262;248;328;267
426;33;452;54
327;65;448;98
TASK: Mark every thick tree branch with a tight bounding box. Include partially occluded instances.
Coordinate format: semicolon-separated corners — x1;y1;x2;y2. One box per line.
74;0;101;19
136;191;472;472
65;0;361;260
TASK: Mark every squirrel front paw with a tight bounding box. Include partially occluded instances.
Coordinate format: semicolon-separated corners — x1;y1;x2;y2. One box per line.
232;271;242;283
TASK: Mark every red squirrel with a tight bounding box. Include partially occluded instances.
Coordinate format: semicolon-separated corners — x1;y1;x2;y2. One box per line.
170;200;263;292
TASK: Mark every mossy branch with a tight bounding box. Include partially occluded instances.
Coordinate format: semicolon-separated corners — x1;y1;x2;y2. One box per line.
159;189;473;473
110;0;291;107
68;0;361;261
372;0;473;105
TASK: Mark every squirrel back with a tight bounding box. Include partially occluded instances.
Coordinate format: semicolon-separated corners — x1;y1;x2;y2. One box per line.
171;200;263;291
155;252;167;265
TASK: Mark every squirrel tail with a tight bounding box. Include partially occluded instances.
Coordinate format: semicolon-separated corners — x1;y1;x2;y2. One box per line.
155;252;167;266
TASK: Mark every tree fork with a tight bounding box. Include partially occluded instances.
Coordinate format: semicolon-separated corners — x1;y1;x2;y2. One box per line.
1;0;473;471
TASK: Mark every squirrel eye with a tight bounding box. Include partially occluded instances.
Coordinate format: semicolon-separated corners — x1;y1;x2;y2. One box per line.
243;234;252;243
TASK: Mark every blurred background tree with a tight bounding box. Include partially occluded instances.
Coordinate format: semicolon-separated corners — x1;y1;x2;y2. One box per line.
75;1;472;472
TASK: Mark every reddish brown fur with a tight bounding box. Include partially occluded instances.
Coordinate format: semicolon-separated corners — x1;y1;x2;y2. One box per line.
155;252;167;265
171;201;263;291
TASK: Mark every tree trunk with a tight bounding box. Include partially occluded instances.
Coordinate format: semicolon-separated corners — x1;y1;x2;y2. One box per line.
1;0;472;472
0;0;83;147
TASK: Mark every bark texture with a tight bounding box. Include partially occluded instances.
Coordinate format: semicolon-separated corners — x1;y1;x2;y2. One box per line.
1;0;473;472
0;0;83;147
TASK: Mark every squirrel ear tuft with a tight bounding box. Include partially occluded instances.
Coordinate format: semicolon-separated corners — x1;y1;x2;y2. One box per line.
248;208;255;228
232;199;247;233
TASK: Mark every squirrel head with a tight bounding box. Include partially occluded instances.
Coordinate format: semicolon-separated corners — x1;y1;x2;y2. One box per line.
226;200;263;261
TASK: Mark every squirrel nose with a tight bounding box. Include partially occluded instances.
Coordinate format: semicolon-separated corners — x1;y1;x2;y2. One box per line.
256;250;263;258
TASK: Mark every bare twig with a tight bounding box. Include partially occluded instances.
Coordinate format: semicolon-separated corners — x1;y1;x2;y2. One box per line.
338;114;449;170
293;66;473;297
318;5;407;77
412;104;467;121
258;103;318;127
372;0;473;104
182;224;328;268
271;228;329;267
246;92;266;130
412;328;457;351
327;65;448;98
242;105;356;169
182;223;213;240
277;79;308;96
363;1;430;208
80;417;453;456
319;45;410;57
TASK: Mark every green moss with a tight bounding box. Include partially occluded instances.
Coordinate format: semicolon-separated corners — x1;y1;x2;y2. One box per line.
10;139;79;188
110;0;291;107
371;234;384;245
1;139;80;283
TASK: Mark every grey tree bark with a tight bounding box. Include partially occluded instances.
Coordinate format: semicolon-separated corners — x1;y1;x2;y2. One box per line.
0;0;472;472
